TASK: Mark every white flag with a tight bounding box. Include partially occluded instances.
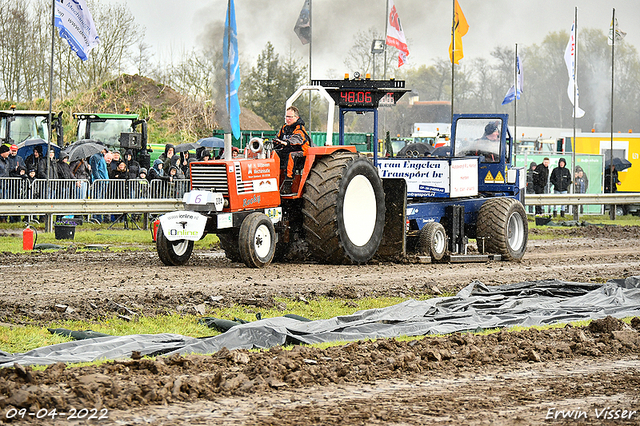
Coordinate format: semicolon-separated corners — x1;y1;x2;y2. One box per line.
385;0;409;67
564;21;585;118
608;18;626;46
54;0;100;61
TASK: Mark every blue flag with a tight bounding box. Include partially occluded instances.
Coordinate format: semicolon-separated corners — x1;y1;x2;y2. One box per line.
502;54;523;105
223;0;241;140
54;0;100;61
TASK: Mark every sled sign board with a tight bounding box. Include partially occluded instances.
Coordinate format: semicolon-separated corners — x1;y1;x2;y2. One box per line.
378;158;477;198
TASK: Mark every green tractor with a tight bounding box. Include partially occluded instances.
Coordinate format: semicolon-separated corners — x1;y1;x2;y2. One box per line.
73;112;151;169
0;108;64;146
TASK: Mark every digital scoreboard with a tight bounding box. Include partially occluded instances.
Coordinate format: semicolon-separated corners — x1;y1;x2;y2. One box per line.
311;77;409;108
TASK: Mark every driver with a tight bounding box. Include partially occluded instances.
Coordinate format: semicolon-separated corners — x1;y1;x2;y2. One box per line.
273;106;311;192
476;121;501;162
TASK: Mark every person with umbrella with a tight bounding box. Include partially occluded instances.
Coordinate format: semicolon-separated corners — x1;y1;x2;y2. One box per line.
604;165;621;193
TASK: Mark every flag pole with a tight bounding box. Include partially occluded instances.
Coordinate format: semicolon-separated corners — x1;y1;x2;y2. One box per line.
308;0;312;128
383;0;389;79
513;44;517;149
224;0;232;161
46;0;56;219
609;7;616;219
571;7;578;219
450;0;455;122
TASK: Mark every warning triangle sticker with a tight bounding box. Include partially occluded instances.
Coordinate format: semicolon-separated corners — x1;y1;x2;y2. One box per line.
494;171;504;183
484;170;494;183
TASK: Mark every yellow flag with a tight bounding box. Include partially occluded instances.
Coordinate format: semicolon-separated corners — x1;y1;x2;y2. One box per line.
449;0;469;64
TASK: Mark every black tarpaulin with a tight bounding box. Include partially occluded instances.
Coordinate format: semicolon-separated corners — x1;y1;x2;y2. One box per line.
1;278;639;367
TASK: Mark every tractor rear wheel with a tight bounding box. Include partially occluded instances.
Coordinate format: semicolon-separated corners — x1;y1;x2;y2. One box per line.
217;230;242;263
476;198;528;260
417;222;447;261
302;151;385;264
156;223;194;266
238;212;276;268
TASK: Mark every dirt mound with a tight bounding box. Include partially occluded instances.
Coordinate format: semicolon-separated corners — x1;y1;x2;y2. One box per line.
64;74;270;143
588;316;627;334
530;224;640;239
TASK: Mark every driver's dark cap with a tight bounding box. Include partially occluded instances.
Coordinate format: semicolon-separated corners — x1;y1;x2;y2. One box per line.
484;121;500;135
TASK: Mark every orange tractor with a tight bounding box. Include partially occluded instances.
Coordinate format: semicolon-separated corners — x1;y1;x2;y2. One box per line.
156;137;386;267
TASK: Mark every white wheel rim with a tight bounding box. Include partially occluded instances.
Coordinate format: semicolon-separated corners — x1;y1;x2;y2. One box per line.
254;223;272;259
173;240;189;256
507;212;524;251
434;229;446;255
343;175;377;247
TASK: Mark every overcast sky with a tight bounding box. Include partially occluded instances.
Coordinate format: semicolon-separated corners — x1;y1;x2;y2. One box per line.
116;0;639;78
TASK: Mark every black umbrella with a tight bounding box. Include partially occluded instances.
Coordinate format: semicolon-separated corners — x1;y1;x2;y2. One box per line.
604;157;632;172
62;142;106;162
175;137;226;153
174;142;199;153
196;137;225;148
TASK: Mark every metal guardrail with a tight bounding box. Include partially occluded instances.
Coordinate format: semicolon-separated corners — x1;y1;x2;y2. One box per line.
0;199;184;215
524;193;640;205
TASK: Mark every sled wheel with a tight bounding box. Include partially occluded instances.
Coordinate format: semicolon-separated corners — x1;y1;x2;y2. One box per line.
238;212;276;268
302;151;385;264
217;230;242;263
417;222;447;261
156;223;194;266
476;198;528;261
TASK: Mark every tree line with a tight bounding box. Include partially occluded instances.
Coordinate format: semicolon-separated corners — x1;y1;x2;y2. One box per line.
1;1;639;137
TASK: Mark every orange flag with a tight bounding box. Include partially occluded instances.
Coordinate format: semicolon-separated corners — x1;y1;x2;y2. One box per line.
449;0;469;64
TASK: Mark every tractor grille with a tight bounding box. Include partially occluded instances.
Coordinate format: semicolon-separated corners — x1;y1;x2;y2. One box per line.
190;163;229;195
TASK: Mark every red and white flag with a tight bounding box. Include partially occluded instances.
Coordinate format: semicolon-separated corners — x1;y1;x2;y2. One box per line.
386;0;409;67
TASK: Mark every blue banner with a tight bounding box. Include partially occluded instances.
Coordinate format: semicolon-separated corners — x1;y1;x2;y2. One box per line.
223;0;241;140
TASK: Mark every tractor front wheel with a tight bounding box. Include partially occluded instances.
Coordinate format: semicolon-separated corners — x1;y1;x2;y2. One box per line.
238;212;276;268
156;223;194;266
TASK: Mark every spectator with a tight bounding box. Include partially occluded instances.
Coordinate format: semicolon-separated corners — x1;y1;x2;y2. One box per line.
574;166;589;214
532;157;550;215
148;159;164;181
25;146;44;176
139;168;148;181
7;144;23;176
574;166;589;194
70;157;91;200
110;160;128;180
200;150;211;161
604;166;620;194
550;157;572;217
89;148;109;222
169;155;186;179
23;168;39;199
526;161;536;214
89;147;109;182
109;150;121;173
0;145;10;177
160;144;175;174
124;150;140;180
136;168;150;199
41;150;59;180
57;154;74;180
178;151;194;176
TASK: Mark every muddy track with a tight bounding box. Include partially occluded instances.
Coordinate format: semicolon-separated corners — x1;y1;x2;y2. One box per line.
0;225;638;424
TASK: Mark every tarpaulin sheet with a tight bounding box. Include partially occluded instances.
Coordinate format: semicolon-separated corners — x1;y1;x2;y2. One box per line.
2;278;639;368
